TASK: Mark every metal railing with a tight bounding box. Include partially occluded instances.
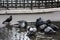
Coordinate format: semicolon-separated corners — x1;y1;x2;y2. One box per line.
0;0;60;9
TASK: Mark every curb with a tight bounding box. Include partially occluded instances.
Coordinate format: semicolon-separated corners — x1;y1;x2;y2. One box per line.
0;8;60;15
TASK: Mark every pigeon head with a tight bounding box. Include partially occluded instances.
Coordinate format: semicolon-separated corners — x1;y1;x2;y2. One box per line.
37;17;42;22
46;20;52;25
10;15;12;18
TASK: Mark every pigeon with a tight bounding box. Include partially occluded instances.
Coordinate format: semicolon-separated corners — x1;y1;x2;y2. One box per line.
2;15;12;24
17;20;27;27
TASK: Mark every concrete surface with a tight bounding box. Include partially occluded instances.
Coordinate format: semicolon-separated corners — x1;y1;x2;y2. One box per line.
0;11;60;24
0;8;60;14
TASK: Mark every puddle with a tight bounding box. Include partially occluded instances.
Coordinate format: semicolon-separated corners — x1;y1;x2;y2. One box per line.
0;26;58;40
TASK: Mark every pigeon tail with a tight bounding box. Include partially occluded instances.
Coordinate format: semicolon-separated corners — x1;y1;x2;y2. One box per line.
2;21;5;24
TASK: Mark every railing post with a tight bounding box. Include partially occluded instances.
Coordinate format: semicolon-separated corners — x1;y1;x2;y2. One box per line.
7;0;9;9
38;0;40;9
3;0;4;7
49;0;50;8
57;0;59;8
45;0;49;8
0;0;1;3
31;0;33;10
15;0;18;8
19;0;21;7
45;0;47;8
51;0;54;8
35;0;36;7
27;0;29;7
42;0;43;7
23;0;25;8
0;0;1;7
11;0;13;7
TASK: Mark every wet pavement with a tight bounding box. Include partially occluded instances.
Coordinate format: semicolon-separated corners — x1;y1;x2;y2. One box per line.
0;11;60;24
0;11;60;40
0;26;56;40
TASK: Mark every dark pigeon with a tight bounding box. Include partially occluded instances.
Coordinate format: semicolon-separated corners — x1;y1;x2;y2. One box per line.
50;24;59;31
2;15;12;24
46;20;59;31
35;17;45;30
46;20;52;26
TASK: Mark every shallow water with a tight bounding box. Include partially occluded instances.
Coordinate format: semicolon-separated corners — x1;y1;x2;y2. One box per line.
0;26;58;40
0;27;31;40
